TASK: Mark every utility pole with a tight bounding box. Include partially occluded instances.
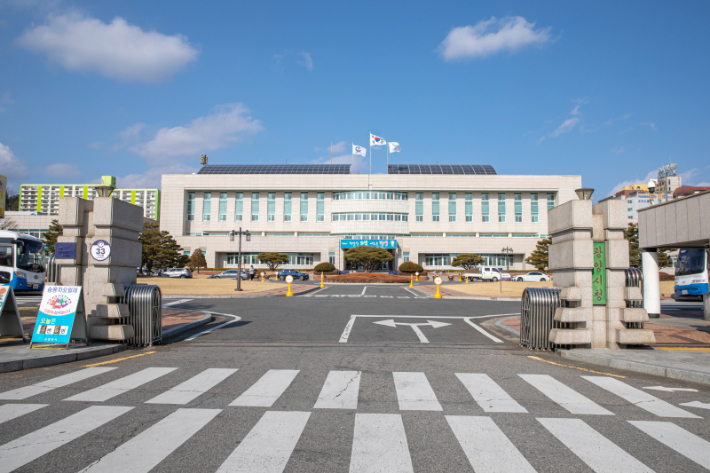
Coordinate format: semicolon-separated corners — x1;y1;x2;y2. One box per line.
230;227;251;291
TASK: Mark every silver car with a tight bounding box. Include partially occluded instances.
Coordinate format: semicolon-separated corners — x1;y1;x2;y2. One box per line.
212;269;249;280
160;268;193;278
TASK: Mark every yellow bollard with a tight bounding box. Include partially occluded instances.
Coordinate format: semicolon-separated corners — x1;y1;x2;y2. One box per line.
409;275;414;288
465;275;469;284
261;272;265;283
415;272;419;282
434;276;442;299
320;272;325;289
459;274;462;282
285;275;294;297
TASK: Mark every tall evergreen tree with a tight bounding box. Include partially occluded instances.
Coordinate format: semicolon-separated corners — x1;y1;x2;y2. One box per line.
452;253;485;270
42;219;63;254
525;237;552;271
139;222;189;270
624;223;641;268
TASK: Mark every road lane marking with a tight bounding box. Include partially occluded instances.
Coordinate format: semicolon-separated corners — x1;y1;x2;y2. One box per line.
527;356;626;378
65;367;177;402
456;373;528;413
463;318;503;343
162;299;193;307
538;418;653;472
520;375;613;415
184;312;241;341
630;421;710;469
0;406;132;473
0;367;116;400
216;411;310;473
339;315;357;343
145;368;238;405
229;369;299;407
582;376;701;418
350;414;414;473
84;352;156;367
361;286;367;296
447;416;536;473
79;408;221;473
314;370;361;409
404;288;421;298
0;404;46;425
393;372;442;411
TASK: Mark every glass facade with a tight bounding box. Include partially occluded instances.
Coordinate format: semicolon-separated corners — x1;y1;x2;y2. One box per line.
432;192;440;222
448;193;456;222
235;192;243;221
284;192;292;221
424;253;513;267
218;192;227;221
267;192;276;222
300;192;308;222
415;192;423;222
498;193;506;223
226;252;313;266
514;193;522;223
482;193;489;222
329;251;335;264
202;192;211;221
317;192;325;222
465;193;473;222
332;191;408;200
403;252;410;262
187;192;195;221
531;193;538;223
251;192;259;221
547;193;555;211
332;212;408;221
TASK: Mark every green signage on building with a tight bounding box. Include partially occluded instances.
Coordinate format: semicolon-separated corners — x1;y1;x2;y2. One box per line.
592;242;606;305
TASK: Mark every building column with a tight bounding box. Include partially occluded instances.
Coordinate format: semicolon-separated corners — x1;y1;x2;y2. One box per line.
641;249;660;319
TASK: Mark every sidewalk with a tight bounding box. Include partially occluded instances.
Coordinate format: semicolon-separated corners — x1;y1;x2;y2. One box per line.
0;306;212;373
413;285;520;301
163;283;319;298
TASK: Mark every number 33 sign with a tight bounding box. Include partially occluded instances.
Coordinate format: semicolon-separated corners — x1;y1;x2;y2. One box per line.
90;240;111;261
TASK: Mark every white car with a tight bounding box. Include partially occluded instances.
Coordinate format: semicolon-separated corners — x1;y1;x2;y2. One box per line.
514;271;550;282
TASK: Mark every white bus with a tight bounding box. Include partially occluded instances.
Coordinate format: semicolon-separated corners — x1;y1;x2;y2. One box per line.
674;248;709;297
0;230;46;292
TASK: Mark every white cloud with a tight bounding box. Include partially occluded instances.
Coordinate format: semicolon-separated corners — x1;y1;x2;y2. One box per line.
607;170;656;196
438;16;551;61
0;142;28;180
297;52;313;70
0;92;12;112
641;121;658;132
311;154;367;174
132;103;264;162
116;163;198;189
44;162;80;178
315;141;346;154
549;117;579;138
679;168;698;184
16;13;199;83
611;145;624;155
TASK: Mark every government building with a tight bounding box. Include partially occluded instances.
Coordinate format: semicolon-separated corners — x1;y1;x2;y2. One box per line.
160;164;581;271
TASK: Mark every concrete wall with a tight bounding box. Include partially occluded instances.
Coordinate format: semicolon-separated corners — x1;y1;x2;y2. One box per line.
638;190;710;249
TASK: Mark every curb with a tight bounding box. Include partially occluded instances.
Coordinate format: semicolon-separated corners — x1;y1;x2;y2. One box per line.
162;313;213;338
495;316;521;335
559;350;710;386
0;344;127;374
410;287;521;301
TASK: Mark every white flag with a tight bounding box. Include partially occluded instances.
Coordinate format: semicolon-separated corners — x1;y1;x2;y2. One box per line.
352;144;367;157
388;142;401;153
370;133;386;146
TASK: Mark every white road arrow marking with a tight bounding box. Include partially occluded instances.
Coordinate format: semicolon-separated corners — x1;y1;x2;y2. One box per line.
680;401;710;410
643;386;699;393
372;319;451;343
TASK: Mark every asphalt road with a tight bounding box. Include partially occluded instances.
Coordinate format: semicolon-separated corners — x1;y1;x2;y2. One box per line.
2;285;710;472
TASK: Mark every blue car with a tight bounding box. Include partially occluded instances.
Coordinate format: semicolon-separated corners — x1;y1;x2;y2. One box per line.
277;269;309;281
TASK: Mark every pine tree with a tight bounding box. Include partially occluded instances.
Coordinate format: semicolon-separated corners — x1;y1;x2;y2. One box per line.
42;219;63;254
452;253;485;270
525;237;552;271
189;249;207;273
624;223;641;268
139;222;189;270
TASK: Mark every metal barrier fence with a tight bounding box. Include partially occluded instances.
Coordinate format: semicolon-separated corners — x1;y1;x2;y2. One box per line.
120;285;162;347
625;268;643;308
520;287;561;350
46;254;59;283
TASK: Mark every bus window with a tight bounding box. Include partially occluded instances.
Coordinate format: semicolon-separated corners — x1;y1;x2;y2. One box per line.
0;245;12;268
676;248;705;276
15;238;45;273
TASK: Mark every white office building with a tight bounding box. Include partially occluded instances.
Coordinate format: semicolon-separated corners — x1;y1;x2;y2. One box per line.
160;164;582;271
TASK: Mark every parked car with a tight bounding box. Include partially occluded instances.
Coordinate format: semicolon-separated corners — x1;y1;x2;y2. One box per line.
462;267;511;282
277;269;309;281
211;269;249;280
514;271;551;282
160;268;193;278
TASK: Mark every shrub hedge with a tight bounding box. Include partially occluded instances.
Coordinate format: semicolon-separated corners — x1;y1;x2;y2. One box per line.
398;262;424;273
314;262;336;272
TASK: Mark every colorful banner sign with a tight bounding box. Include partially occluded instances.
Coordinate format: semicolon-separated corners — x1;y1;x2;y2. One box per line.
340;239;397;249
30;286;86;347
592;242;607;305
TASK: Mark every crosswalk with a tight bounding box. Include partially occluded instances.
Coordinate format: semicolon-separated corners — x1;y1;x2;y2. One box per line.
0;367;708;472
304;294;420;299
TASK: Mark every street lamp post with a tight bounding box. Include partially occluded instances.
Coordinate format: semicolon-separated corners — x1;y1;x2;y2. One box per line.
501;246;513;293
229;227;251;291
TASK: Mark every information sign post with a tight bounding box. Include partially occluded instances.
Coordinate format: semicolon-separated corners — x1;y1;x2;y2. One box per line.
0;285;26;342
30;286;89;349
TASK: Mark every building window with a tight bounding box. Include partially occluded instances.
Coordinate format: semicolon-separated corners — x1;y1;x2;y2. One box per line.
187;192;195;221
547;193;555;211
448;193;456;222
403;252;410;263
317;192;325;222
432;192;440;222
332;212;408;221
251;192;259;221
481;193;489;222
531;193;538;223
300;192;309;222
219;192;227;221
498;193;506;223
202;192;211;221
415;192;423;222
235;192;243;221
284;192;292;221
514;193;522;223
329;251;335;264
267;192;276;222
465;193;473;222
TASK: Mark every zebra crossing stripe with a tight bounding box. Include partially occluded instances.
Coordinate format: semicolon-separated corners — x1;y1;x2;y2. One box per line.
0;404;46;425
314;371;361;409
520;375;614;415
447;416;536;473
79;408;221;473
582;377;701;418
350;413;414;473
229;370;299;407
630;421;710;469
65;368;177;402
0;406;132;473
538;418;654;473
0;367;116;400
216;411;310;473
145;369;238;405
456;373;527;413
393;372;443;411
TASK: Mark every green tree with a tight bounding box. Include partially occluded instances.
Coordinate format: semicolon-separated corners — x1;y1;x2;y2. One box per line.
398;261;423;273
452;253;485;270
658;248;676;268
344;246;393;272
139;222;189;270
525;237;552;271
624;223;641;268
258;252;290;270
189;249;207;273
42;219;63;254
5;187;19;212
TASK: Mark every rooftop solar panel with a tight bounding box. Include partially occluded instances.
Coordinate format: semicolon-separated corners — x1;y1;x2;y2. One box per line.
387;164;497;175
197;164;351;175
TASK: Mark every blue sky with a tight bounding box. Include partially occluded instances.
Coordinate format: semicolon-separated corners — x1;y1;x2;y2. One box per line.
1;0;709;198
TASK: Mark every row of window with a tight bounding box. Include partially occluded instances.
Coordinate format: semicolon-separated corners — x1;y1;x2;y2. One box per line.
332;212;409;222
332;191;408;200
225;252;314;265
188;192;325;222
184;232;548;238
424;253;515;267
416;192;553;223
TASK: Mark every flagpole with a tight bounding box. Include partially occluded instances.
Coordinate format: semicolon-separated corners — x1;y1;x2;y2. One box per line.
352;142;354;165
387;142;389;168
369;131;372;176
330;140;332;165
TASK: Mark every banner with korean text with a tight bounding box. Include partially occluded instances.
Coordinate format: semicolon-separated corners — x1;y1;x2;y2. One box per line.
30;286;88;348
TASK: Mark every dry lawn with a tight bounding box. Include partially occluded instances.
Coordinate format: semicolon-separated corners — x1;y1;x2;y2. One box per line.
326;273;411;283
140;273;286;295
659;280;675;298
447;279;678;298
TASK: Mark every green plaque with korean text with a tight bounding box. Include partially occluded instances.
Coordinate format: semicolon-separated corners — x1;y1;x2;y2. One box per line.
592;242;606;305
